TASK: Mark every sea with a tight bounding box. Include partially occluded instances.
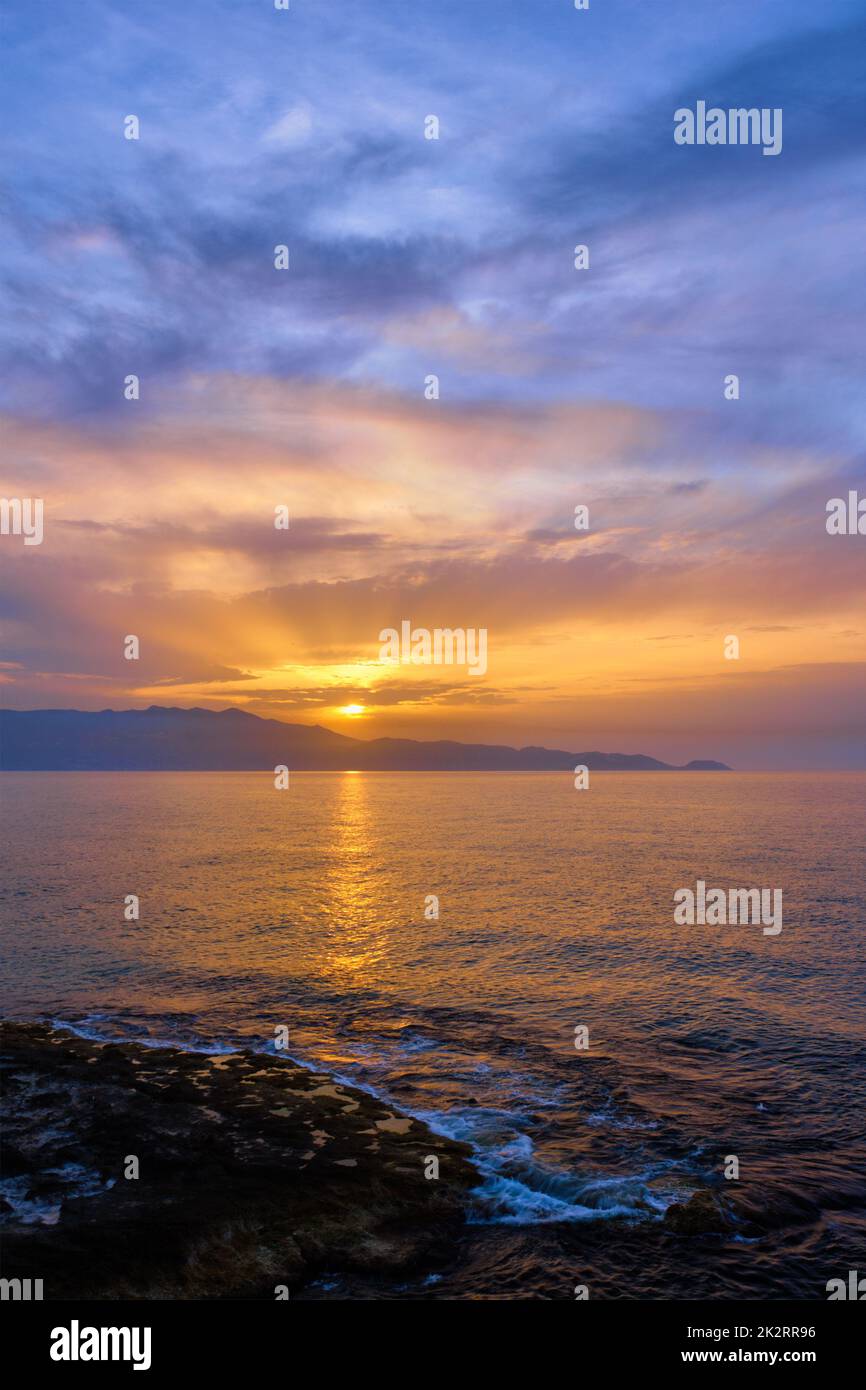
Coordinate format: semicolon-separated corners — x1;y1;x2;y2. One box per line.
2;770;864;1300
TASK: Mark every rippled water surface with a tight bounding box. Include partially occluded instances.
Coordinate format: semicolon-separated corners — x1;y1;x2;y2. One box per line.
2;771;864;1298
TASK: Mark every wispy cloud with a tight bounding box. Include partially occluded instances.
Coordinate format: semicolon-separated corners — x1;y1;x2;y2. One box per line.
1;0;864;765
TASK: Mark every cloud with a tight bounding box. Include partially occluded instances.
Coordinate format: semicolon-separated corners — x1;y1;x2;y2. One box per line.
263;104;313;148
2;0;864;765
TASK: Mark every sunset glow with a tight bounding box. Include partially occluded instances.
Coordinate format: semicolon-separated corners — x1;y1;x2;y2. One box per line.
1;0;863;770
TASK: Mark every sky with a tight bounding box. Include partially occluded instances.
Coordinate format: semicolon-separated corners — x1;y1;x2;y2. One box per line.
1;0;865;768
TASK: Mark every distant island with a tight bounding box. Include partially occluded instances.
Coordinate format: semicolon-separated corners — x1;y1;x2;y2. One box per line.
0;706;731;772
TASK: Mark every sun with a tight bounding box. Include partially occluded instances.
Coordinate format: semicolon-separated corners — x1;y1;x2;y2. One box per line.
339;704;366;717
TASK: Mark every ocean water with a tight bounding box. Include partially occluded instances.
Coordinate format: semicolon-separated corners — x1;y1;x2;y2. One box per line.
2;770;864;1300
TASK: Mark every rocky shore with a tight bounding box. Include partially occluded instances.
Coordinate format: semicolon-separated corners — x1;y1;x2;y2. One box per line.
0;1022;479;1299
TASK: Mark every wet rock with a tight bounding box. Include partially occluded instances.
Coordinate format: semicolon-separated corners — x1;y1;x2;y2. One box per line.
1;1142;30;1175
664;1188;733;1235
0;1022;479;1300
25;1175;68;1199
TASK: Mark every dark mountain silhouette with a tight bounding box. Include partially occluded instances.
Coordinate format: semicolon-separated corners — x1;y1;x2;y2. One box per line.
0;706;731;772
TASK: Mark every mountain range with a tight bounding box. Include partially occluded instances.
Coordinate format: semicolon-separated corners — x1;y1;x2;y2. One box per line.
0;707;731;772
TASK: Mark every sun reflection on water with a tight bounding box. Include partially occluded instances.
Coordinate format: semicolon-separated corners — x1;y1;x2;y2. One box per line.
322;773;389;983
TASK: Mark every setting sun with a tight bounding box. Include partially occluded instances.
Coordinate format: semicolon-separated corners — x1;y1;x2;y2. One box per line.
339;704;366;717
